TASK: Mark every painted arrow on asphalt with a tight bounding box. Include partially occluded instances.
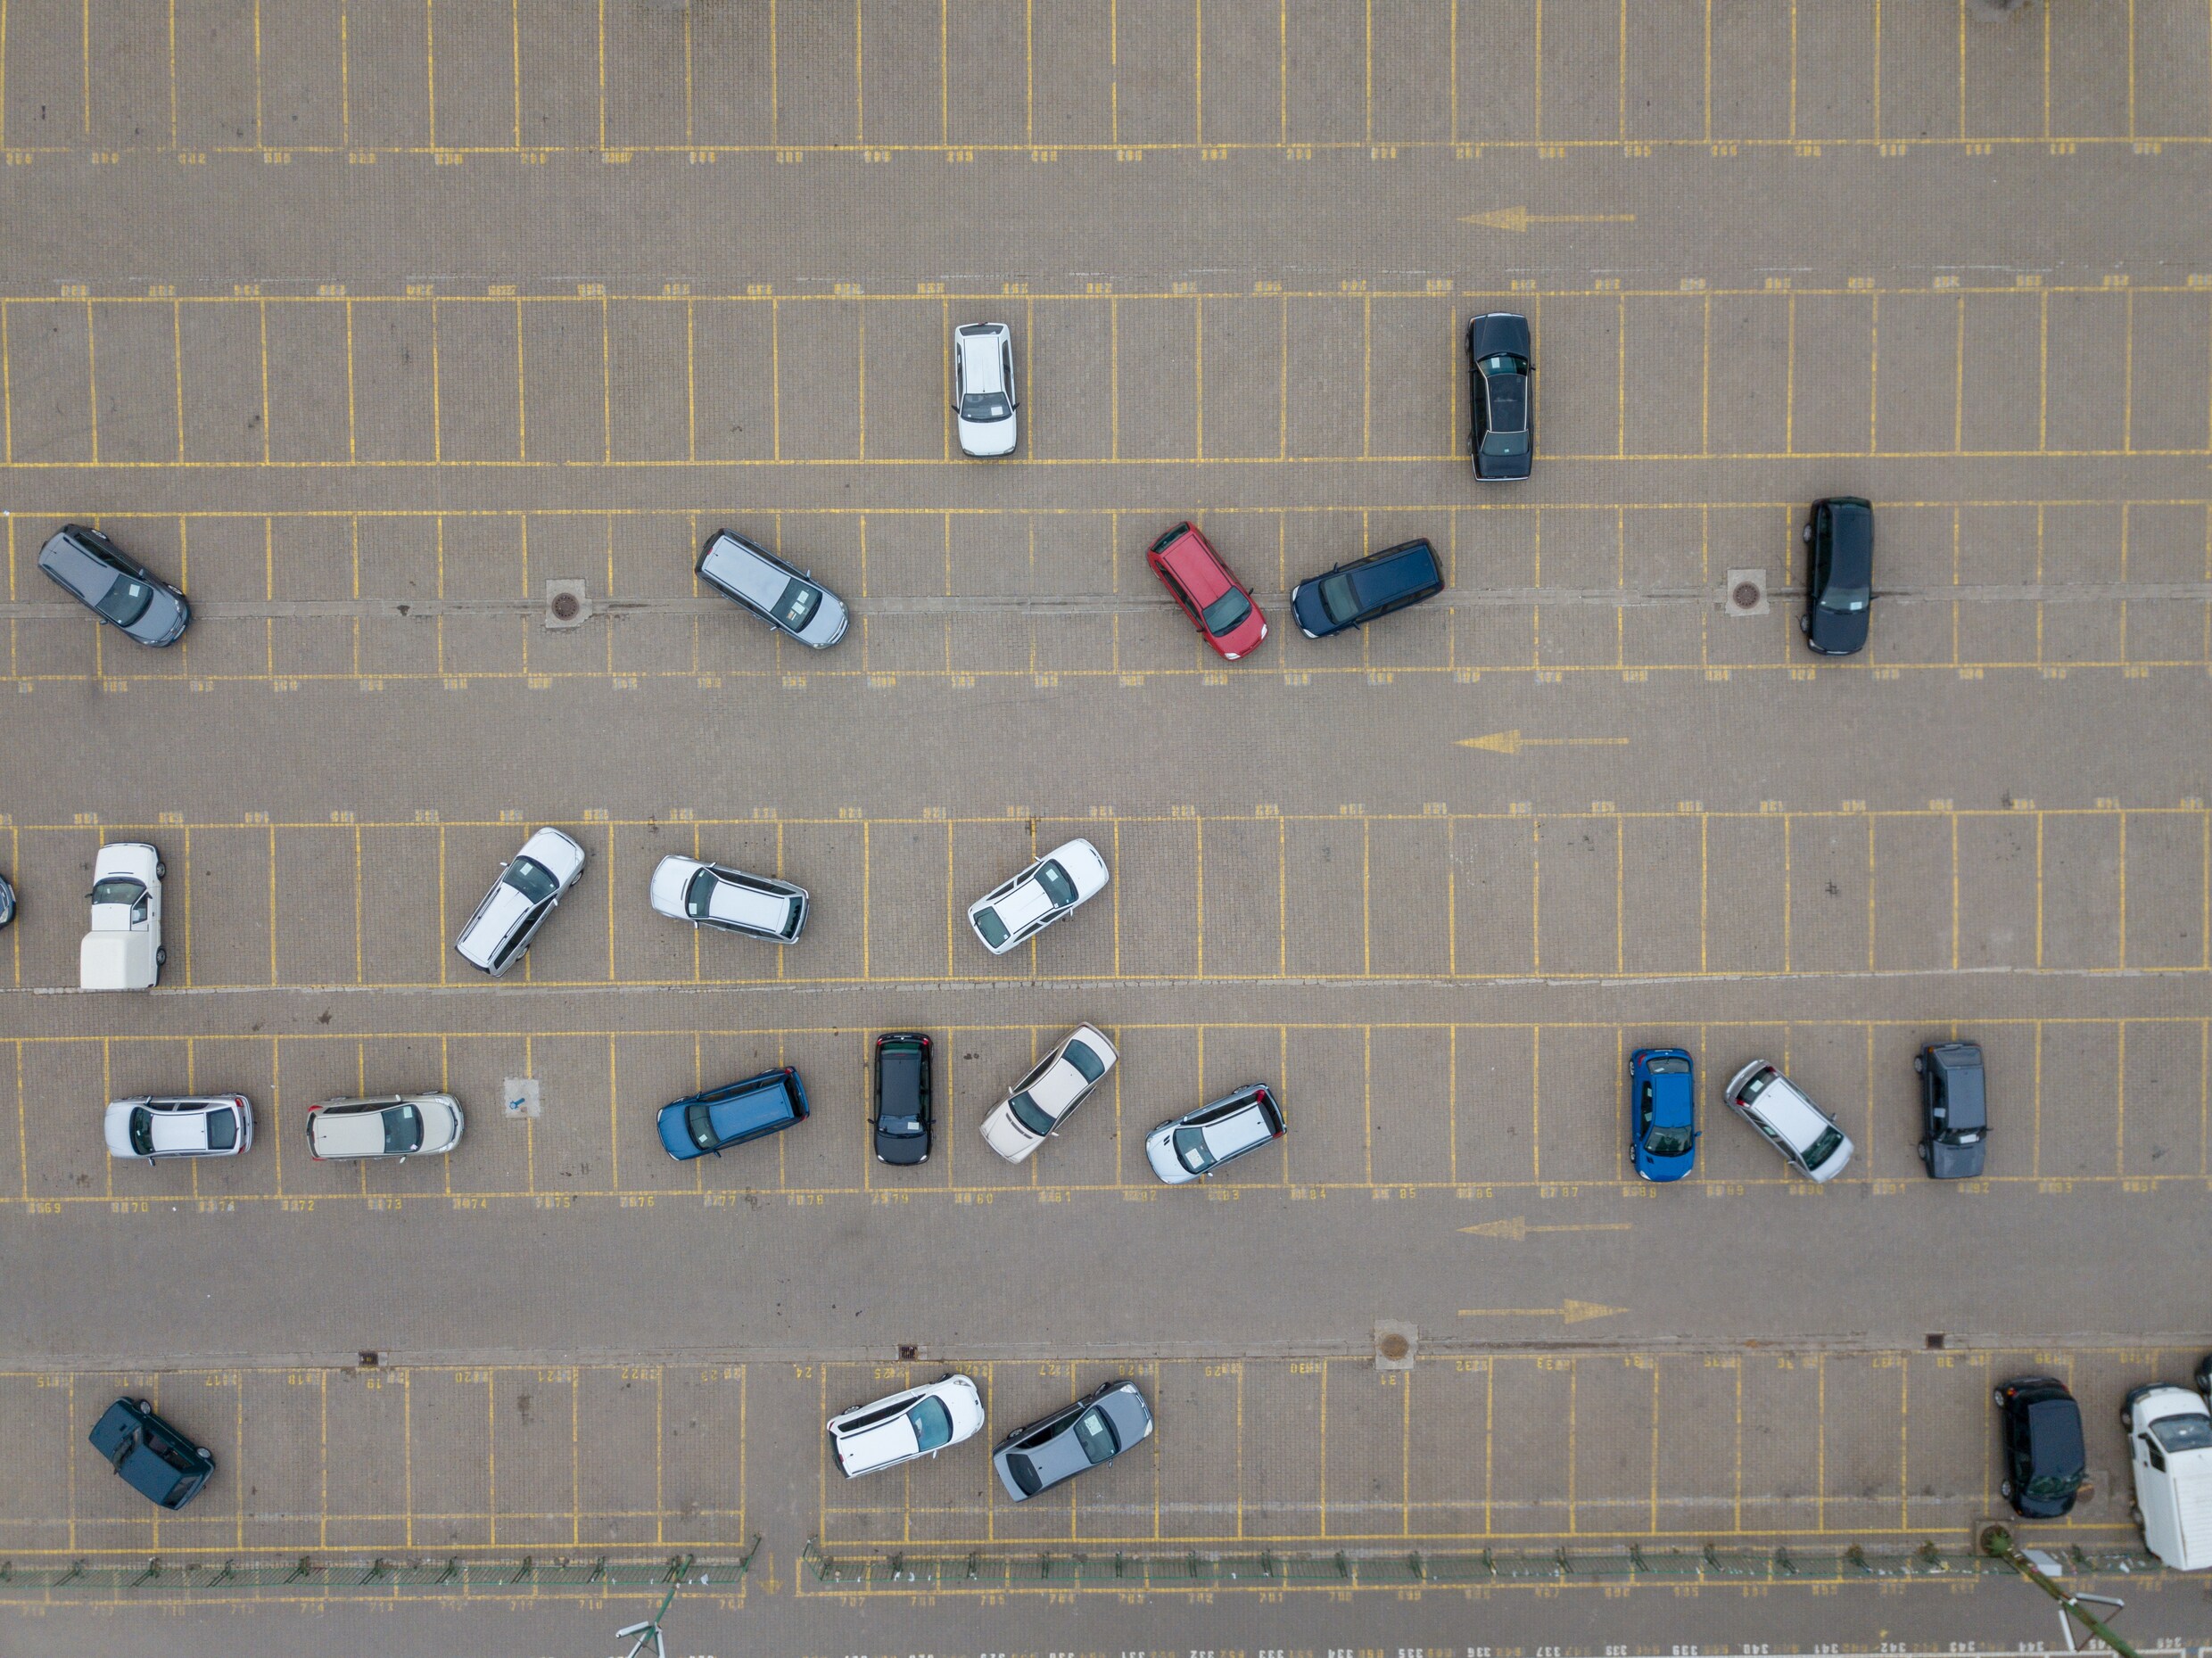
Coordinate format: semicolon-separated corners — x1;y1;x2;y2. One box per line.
1460;207;1637;233
1459;1217;1633;1241
1457;731;1631;756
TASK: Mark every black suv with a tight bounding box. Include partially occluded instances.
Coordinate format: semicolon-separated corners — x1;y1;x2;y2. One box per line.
1993;1376;2085;1518
1916;1041;1987;1179
872;1032;933;1165
1291;539;1445;639
1800;498;1874;655
87;1397;215;1510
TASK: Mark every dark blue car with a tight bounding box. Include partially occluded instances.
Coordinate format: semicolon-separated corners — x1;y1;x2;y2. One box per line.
1629;1048;1697;1181
656;1067;809;1160
87;1397;215;1510
1290;538;1446;639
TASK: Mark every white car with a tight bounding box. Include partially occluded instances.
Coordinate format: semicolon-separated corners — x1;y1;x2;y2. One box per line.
648;854;807;943
967;838;1109;955
827;1374;986;1479
2123;1369;2212;1570
80;841;163;991
953;321;1018;457
1144;1084;1286;1184
697;530;848;649
979;1025;1118;1164
1723;1060;1854;1184
306;1093;464;1161
455;828;588;977
105;1095;254;1160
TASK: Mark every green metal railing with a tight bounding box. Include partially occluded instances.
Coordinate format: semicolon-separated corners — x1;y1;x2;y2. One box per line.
800;1536;2167;1592
0;1540;758;1599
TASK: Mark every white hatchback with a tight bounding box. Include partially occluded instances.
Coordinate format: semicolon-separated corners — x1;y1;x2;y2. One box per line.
828;1374;986;1479
979;1025;1118;1163
967;838;1109;955
455;828;588;976
307;1093;464;1161
953;321;1018;457
1723;1060;1853;1184
105;1094;254;1160
648;854;808;943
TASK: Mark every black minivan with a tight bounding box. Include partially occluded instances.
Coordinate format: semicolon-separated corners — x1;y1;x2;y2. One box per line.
872;1032;934;1165
1291;539;1445;639
1801;498;1874;655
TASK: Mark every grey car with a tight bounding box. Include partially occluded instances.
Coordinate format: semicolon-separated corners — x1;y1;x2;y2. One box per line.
0;871;14;928
38;524;190;647
1916;1041;1987;1179
697;530;848;648
992;1380;1153;1502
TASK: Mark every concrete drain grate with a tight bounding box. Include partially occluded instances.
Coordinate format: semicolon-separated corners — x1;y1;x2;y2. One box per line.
543;580;590;630
1724;568;1770;617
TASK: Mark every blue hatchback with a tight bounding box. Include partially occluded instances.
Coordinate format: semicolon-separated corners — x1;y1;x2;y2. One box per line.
1629;1048;1696;1181
656;1067;809;1160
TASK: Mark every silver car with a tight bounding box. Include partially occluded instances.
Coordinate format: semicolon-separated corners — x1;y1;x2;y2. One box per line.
697;530;848;649
104;1095;254;1161
648;854;807;943
967;838;1110;956
454;828;588;977
306;1093;464;1161
953;321;1019;457
1144;1084;1286;1184
979;1025;1118;1164
38;524;190;647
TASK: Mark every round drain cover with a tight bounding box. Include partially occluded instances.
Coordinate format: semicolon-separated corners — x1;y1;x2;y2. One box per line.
1376;1332;1410;1362
549;591;582;622
1731;581;1762;611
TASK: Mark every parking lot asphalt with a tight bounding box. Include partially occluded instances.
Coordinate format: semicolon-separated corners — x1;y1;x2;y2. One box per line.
5;3;2212;1654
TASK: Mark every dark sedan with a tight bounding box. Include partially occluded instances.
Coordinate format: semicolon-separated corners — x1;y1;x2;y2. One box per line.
1467;313;1533;481
1800;498;1874;655
1993;1376;2085;1518
992;1380;1154;1502
87;1397;215;1510
656;1067;809;1160
1917;1041;1987;1179
38;524;190;647
871;1032;933;1166
1291;538;1445;639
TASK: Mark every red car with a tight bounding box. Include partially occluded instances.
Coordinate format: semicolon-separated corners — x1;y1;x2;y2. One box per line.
1146;523;1267;660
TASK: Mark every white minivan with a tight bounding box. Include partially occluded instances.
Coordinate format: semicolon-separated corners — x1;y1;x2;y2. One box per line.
2123;1365;2212;1571
1723;1061;1853;1184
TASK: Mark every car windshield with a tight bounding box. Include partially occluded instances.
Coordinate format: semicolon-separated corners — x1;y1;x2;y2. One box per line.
1004;1452;1042;1497
1821;583;1870;612
1200;587;1252;636
1008;1092;1057;1137
2150;1415;2212;1453
384;1104;423;1154
684;1100;722;1151
1481;429;1531;457
128;1107;155;1157
1036;861;1077;907
1063;1040;1105;1083
909;1397;954;1453
962;392;1011;421
95;575;156;628
1173;1124;1217;1174
1072;1406;1120;1464
91;877;148;918
503;857;560;903
1317;572;1360;624
684;868;722;920
773;577;821;631
973;906;1009;949
1645;1125;1694;1157
1802;1126;1845;1170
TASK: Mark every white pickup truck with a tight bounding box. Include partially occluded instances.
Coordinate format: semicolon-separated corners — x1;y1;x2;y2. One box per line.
80;842;165;991
2125;1368;2212;1571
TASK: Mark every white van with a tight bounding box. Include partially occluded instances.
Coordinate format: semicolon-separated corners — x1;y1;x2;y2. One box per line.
80;843;164;991
2123;1369;2212;1570
1723;1060;1853;1184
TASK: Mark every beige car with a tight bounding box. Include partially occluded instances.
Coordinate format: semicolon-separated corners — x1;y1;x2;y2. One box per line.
306;1093;464;1162
978;1026;1118;1164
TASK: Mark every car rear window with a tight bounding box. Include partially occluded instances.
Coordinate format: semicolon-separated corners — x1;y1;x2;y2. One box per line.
974;906;1009;948
1802;1126;1845;1171
205;1108;237;1151
1063;1039;1106;1082
1004;1452;1042;1497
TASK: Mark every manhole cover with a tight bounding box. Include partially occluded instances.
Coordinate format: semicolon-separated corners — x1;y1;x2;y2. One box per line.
1723;567;1770;617
1732;582;1762;610
543;580;590;630
1377;1333;1410;1362
1374;1318;1418;1370
549;591;581;622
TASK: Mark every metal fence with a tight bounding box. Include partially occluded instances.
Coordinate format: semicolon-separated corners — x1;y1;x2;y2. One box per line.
0;1543;757;1600
800;1537;2169;1591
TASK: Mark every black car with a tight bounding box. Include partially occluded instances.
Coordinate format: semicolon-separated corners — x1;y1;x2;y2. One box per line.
872;1032;933;1165
1916;1041;1987;1179
87;1397;215;1510
1466;313;1533;481
0;871;14;928
992;1379;1154;1502
1800;498;1873;655
38;524;191;647
1290;539;1445;639
1993;1376;2085;1518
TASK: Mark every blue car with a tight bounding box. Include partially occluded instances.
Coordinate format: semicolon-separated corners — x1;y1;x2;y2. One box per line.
1629;1048;1696;1181
656;1067;809;1160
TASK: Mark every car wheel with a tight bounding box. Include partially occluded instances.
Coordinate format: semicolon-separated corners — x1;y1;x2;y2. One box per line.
155;946;168;965
2194;1354;2212;1398
1992;1388;2006;1406
195;1447;212;1459
137;1398;153;1412
155;862;167;878
1999;1479;2012;1499
1913;1054;1924;1074
2129;1501;2142;1525
1801;524;1813;543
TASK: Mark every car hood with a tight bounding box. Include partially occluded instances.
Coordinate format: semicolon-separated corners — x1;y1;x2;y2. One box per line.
1143;1126;1195;1184
131;586;189;644
1807;603;1869;655
957;413;1017;455
1469;313;1532;360
978;1103;1042;1162
1046;840;1110;900
517;829;586;886
1290;580;1340;638
87;902;151;933
648;856;700;915
1638;1147;1696;1182
103;1103;142;1157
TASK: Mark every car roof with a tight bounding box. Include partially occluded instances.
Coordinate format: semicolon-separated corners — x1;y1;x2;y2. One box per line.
957;326;1007;384
1349;540;1440;604
1742;1075;1833;1148
838;1413;923;1472
992;878;1056;936
702;534;794;608
1202;1101;1276;1159
1156;531;1233;602
146;1109;218;1152
459;883;533;954
689;1073;800;1142
704;872;794;931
